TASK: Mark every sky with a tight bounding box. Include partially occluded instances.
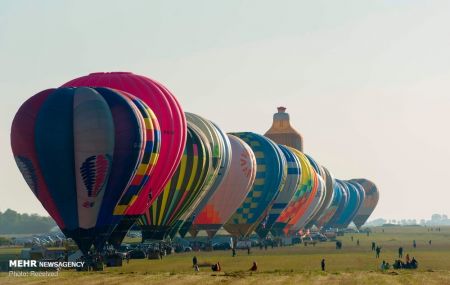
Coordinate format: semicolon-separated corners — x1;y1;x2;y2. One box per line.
1;0;450;221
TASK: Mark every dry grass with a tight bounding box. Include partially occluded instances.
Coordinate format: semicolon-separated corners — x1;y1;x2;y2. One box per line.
1;226;450;284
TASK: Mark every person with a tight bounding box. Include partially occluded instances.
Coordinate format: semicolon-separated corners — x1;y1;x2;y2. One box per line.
247;246;251;255
375;246;381;258
410;257;418;269
371;242;376;251
250;261;257;271
393;259;403;269
356;239;360;246
398;247;403;258
406;253;410;263
413;240;416;248
429;240;432;245
211;261;221;272
321;259;325;271
385;262;390;270
193;256;198;267
232;248;236;257
126;252;130;264
367;231;369;237
351;236;353;242
380;260;386;270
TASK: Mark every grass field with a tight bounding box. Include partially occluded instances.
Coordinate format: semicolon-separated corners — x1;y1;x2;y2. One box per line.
1;226;450;284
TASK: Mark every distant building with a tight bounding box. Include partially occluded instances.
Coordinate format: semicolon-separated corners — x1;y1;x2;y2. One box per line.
264;107;304;151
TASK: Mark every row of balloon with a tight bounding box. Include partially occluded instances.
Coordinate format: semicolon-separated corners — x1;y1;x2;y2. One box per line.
11;72;378;256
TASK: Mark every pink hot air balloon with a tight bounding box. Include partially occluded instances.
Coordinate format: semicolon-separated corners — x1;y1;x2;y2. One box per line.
63;72;187;246
62;72;187;214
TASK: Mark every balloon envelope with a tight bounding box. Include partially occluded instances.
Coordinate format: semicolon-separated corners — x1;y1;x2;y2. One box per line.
63;72;187;215
315;181;342;228
191;134;256;238
307;166;335;228
224;132;286;237
138;122;211;240
255;145;301;238
272;147;314;236
176;114;230;238
350;178;379;228
333;181;361;228
11;87;148;254
342;180;366;228
325;180;349;228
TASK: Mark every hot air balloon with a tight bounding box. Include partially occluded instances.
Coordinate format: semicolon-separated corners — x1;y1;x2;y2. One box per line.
298;154;327;229
190;134;257;238
342;180;366;228
175;114;231;238
350;179;379;229
63;72;187;246
315;181;342;229
137;122;211;240
11;87;154;254
264;107;304;151
289;170;324;234
224;132;286;238
333;181;361;228
255;145;301;238
325;180;349;229
271;147;314;236
306;166;335;229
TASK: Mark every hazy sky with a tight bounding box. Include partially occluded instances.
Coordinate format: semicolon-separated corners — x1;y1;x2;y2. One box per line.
1;0;450;221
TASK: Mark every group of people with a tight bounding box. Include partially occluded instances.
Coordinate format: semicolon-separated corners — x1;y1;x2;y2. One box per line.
392;257;418;269
377;246;418;270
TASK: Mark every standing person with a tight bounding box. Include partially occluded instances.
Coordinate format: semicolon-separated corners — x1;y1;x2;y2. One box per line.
232;248;236;257
192;256;198;267
398;247;403;258
321;259;326;271
406;253;410;263
351;236;354;242
375;246;381;258
356;239;360;246
247;245;251;255
371;242;376;251
429;240;432;245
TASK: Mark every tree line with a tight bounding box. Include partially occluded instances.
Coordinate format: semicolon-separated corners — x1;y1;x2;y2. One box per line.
0;209;56;234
